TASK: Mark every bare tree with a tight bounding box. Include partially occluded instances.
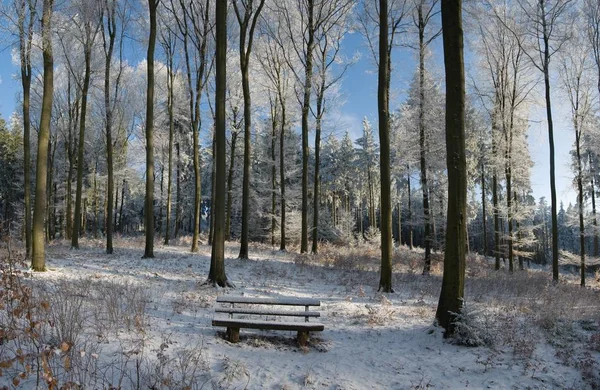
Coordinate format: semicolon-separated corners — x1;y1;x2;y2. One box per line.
208;0;231;287
68;0;101;249
435;0;466;337
233;0;265;260
560;34;594;286
514;0;575;281
268;0;353;253
168;0;212;253
160;21;177;246
311;3;353;254
144;0;159;259
257;34;292;251
101;0;128;253
410;0;441;274
378;0;393;292
32;0;54;271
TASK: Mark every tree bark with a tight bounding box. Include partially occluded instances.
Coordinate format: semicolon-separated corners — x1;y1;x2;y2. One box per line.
234;0;265;260
103;0;117;254
143;0;158;259
19;0;34;257
32;0;54;271
226;131;238;240
435;0;466;336
72;34;94;250
208;0;230;287
417;3;432;275
378;0;393;293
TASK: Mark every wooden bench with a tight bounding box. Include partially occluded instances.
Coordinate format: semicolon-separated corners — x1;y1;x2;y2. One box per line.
212;296;324;346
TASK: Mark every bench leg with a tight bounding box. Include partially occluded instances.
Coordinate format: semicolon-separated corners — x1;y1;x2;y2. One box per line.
226;327;240;343
297;331;309;347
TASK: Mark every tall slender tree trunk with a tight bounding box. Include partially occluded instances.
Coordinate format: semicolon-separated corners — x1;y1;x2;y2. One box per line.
436;0;466;336
72;43;93;249
312;85;325;254
407;168;414;249
591;174;598;257
481;163;487;256
32;0;54;271
300;3;315;254
208;0;230;287
19;0;34;257
492;128;500;270
378;0;393;293
418;5;432;274
226;131;238;240
271;105;277;247
104;2;116;254
235;0;265;259
279;101;287;251
575;119;586;286
164;42;175;245
175;142;181;238
143;0;158;259
540;13;559;281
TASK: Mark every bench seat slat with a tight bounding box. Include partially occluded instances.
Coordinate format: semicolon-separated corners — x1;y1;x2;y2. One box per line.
216;296;320;307
212;318;324;332
215;308;320;317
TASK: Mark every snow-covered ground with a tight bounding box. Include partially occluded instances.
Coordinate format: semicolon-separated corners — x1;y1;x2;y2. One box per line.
2;237;599;389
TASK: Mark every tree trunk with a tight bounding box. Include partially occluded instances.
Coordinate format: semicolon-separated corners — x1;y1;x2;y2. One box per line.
235;0;265;259
32;0;54;271
481;163;487;256
279;99;287;251
300;2;315;254
19;0;34;257
104;2;116;254
492;135;500;270
271;105;277;247
378;0;393;293
591;174;598;257
575;119;585;286
143;0;158;258
72;40;93;249
435;0;466;336
541;13;559;281
208;0;230;287
418;5;432;274
175;142;181;238
164;48;175;245
226;131;238;240
407;167;413;249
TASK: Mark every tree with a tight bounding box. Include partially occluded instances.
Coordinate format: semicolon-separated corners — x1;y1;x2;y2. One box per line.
143;0;159;259
168;0;212;253
159;7;176;245
268;0;353;253
32;0;54;271
560;33;594;286
378;0;393;292
411;0;441;274
310;3;353;254
69;0;101;249
233;0;265;260
208;0;230;287
15;0;36;257
101;0;128;254
435;0;466;336
515;0;575;281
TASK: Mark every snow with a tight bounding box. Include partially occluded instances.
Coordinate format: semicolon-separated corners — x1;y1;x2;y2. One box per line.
4;237;599;389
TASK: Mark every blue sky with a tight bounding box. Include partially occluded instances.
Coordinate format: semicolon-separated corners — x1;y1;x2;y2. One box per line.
0;23;577;206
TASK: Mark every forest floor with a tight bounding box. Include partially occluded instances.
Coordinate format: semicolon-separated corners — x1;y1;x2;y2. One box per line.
2;236;600;389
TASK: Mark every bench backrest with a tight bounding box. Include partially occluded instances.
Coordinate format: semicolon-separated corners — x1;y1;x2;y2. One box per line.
216;296;320;307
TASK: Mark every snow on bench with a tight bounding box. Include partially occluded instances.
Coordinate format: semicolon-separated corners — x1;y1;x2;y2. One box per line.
212;295;324;346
